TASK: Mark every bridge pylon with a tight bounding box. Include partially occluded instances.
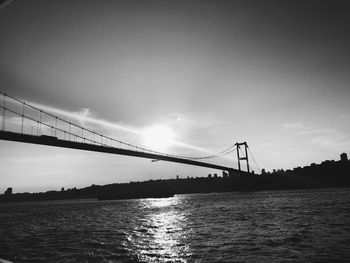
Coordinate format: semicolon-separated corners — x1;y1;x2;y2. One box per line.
235;142;250;173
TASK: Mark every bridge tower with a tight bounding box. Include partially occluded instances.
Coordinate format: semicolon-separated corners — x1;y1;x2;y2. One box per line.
235;142;250;173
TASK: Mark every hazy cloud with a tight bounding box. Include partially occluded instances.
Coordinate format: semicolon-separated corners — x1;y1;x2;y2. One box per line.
297;128;336;135
340;113;350;119
282;122;304;130
293;125;350;151
310;132;350;152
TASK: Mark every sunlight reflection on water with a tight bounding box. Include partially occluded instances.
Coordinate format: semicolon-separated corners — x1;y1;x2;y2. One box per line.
128;196;190;262
1;190;350;262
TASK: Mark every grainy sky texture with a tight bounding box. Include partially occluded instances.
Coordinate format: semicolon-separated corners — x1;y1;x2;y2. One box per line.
1;0;350;192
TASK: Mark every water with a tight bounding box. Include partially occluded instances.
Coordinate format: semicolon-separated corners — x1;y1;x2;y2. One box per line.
1;189;350;262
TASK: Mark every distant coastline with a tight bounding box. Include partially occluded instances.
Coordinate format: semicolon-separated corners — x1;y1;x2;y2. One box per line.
1;153;349;203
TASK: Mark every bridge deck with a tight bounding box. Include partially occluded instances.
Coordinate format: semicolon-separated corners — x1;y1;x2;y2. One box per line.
0;131;240;173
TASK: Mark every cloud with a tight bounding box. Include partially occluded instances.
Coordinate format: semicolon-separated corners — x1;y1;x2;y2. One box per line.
0;0;13;10
282;121;350;152
73;108;91;126
310;132;350;152
297;128;335;135
29;102;141;135
24;101;222;156
0;115;21;125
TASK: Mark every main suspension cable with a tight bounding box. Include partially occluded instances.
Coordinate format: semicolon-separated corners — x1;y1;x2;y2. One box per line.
0;91;250;168
247;146;261;174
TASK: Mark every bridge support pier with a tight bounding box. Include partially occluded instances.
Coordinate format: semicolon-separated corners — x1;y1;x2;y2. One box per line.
235;142;250;173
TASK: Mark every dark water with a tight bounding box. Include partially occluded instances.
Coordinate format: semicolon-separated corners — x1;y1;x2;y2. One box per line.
1;189;350;262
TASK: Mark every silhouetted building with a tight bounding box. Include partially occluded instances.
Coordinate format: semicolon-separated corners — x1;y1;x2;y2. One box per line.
4;187;12;195
341;153;348;162
222;171;228;178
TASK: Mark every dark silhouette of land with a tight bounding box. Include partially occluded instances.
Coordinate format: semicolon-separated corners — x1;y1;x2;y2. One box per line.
1;153;349;203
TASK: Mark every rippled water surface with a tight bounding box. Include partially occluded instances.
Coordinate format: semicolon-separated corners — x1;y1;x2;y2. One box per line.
1;189;350;262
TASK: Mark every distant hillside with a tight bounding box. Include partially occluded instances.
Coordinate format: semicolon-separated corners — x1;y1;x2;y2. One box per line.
1;154;349;202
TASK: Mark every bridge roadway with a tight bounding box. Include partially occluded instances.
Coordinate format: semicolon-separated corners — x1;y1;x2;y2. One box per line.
0;131;242;175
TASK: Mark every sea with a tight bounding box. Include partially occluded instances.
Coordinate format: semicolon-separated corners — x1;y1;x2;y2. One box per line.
1;188;350;262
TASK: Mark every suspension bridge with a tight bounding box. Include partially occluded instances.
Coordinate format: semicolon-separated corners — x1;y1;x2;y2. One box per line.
0;92;260;176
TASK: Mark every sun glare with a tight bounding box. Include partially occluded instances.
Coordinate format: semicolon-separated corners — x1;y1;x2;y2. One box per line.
142;125;176;152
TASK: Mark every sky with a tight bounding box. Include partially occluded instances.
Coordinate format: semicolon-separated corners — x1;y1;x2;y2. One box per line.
1;0;350;193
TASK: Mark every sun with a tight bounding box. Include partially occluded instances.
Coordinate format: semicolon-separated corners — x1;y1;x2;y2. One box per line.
142;125;176;152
